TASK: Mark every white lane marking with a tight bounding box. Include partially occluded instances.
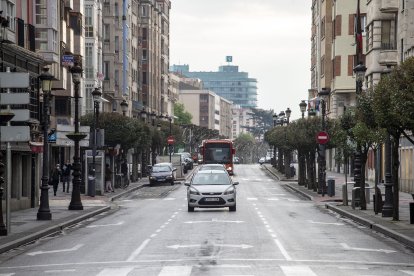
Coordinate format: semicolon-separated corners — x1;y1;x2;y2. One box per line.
127;239;151;261
281;265;317;276
27;244;84;256
184;219;244;224
97;267;134;276
45;269;76;273
167;244;253;249
163;198;176;201
340;243;396;253
150;234;157;238
400;270;414;275
287;199;300;202
274;239;292;261
86;221;124;228
270;193;286;195
0;273;15;276
158;266;192;276
247;197;258;201
307;220;344;226
267;198;279;201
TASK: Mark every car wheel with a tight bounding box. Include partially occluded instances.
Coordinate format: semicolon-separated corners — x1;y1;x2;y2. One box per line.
229;205;236;212
149;180;154;186
188;205;194;212
170;180;174;185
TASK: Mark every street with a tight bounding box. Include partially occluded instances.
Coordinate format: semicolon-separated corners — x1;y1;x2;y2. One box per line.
0;164;413;276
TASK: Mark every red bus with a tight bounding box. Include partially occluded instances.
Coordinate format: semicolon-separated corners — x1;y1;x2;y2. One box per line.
201;139;236;175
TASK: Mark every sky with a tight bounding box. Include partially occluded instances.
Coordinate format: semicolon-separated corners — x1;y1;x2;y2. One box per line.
169;0;312;120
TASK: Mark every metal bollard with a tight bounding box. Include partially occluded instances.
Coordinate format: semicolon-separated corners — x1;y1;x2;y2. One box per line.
351;187;360;209
342;184;348;206
365;187;371;204
410;202;414;224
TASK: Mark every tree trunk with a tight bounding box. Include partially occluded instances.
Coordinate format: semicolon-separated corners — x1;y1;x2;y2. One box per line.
310;149;317;191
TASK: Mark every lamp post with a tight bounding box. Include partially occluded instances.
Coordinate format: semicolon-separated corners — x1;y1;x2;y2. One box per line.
68;62;85;210
37;67;54;220
381;65;393;217
140;108;147;123
284;108;292;178
150;111;156;126
89;87;101;197
278;111;285;173
272;114;278;167
299;100;307;118
353;62;367;209
317;88;330;195
120;99;128;116
168;116;172;162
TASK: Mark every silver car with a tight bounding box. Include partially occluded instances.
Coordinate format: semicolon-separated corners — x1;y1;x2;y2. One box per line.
197;164;227;173
185;170;239;212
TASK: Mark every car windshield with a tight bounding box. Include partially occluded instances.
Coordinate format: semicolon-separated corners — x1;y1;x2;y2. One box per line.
152;166;171;173
192;173;230;185
200;165;224;170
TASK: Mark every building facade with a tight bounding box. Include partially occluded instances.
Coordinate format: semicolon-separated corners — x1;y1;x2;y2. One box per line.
171;62;258;109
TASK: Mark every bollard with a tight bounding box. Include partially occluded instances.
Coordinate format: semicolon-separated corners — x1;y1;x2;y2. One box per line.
410;202;414;224
342;184;348;206
327;178;335;197
365;186;371;204
351;187;360;209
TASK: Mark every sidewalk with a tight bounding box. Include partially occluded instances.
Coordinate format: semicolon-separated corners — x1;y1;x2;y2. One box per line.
0;178;148;254
263;164;414;250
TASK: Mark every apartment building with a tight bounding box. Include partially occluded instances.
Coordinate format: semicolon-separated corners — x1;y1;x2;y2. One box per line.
139;0;171;117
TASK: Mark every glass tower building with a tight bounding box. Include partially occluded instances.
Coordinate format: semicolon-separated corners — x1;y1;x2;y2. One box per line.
171;64;258;108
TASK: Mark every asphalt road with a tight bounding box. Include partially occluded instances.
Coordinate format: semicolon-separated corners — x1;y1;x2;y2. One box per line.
0;164;413;276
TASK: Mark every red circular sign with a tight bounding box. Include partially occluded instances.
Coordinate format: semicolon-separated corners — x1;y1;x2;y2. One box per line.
316;131;329;144
167;136;175;145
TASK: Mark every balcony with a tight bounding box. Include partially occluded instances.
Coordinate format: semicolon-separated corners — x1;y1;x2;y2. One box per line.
380;0;398;13
379;49;398;66
65;0;73;11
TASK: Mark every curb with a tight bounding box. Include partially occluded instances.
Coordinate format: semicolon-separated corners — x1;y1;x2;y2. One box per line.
0;205;111;254
284;183;313;201
325;203;414;250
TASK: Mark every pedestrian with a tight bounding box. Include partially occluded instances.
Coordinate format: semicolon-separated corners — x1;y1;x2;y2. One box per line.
50;164;61;196
105;163;114;193
121;160;129;188
61;161;72;193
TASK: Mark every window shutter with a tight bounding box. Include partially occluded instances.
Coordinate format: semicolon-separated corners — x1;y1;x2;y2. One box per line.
335;56;341;77
336;15;342;36
348;55;354;76
349;14;355;35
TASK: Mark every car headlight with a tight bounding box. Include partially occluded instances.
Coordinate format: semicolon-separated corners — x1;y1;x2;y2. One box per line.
189;187;200;195
223;187;235;195
226;167;232;171
149;176;156;180
166;175;172;179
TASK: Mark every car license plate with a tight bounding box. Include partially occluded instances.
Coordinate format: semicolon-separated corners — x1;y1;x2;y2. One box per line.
157;178;165;181
205;198;219;202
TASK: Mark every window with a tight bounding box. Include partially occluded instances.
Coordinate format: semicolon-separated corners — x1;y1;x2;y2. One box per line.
85;5;94;37
104;62;110;80
85;45;93;79
142;49;147;60
103;24;110;41
142;28;147;40
55;97;71;116
35;0;47;25
115;36;119;52
320;56;325;76
142;72;147;84
381;20;395;50
321;17;325;38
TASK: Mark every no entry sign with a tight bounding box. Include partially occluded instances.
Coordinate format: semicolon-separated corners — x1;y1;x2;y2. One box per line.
316;131;329;144
167;136;175;145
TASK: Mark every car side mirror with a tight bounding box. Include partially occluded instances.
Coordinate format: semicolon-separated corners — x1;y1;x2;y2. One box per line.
233;181;239;185
184;181;191;186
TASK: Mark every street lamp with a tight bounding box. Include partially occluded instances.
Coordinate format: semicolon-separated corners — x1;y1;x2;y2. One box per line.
168;116;172;162
37;67;54;220
68;62;85;210
89;87;101;197
120;99;128;116
150;111;156;126
353;62;367;210
317;88;330;195
140;108;147;123
299;100;307;118
381;65;393;217
285;108;292;178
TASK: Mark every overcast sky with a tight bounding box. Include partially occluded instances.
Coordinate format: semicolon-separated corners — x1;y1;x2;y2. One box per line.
170;0;311;120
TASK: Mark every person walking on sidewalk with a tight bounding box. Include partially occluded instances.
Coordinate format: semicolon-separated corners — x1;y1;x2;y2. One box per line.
50;164;61;196
61;161;72;193
105;163;114;193
121;160;129;188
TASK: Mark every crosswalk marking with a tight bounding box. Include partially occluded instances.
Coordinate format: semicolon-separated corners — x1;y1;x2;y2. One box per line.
281;265;317;276
96;267;134;276
400;270;414;275
158;266;192;276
